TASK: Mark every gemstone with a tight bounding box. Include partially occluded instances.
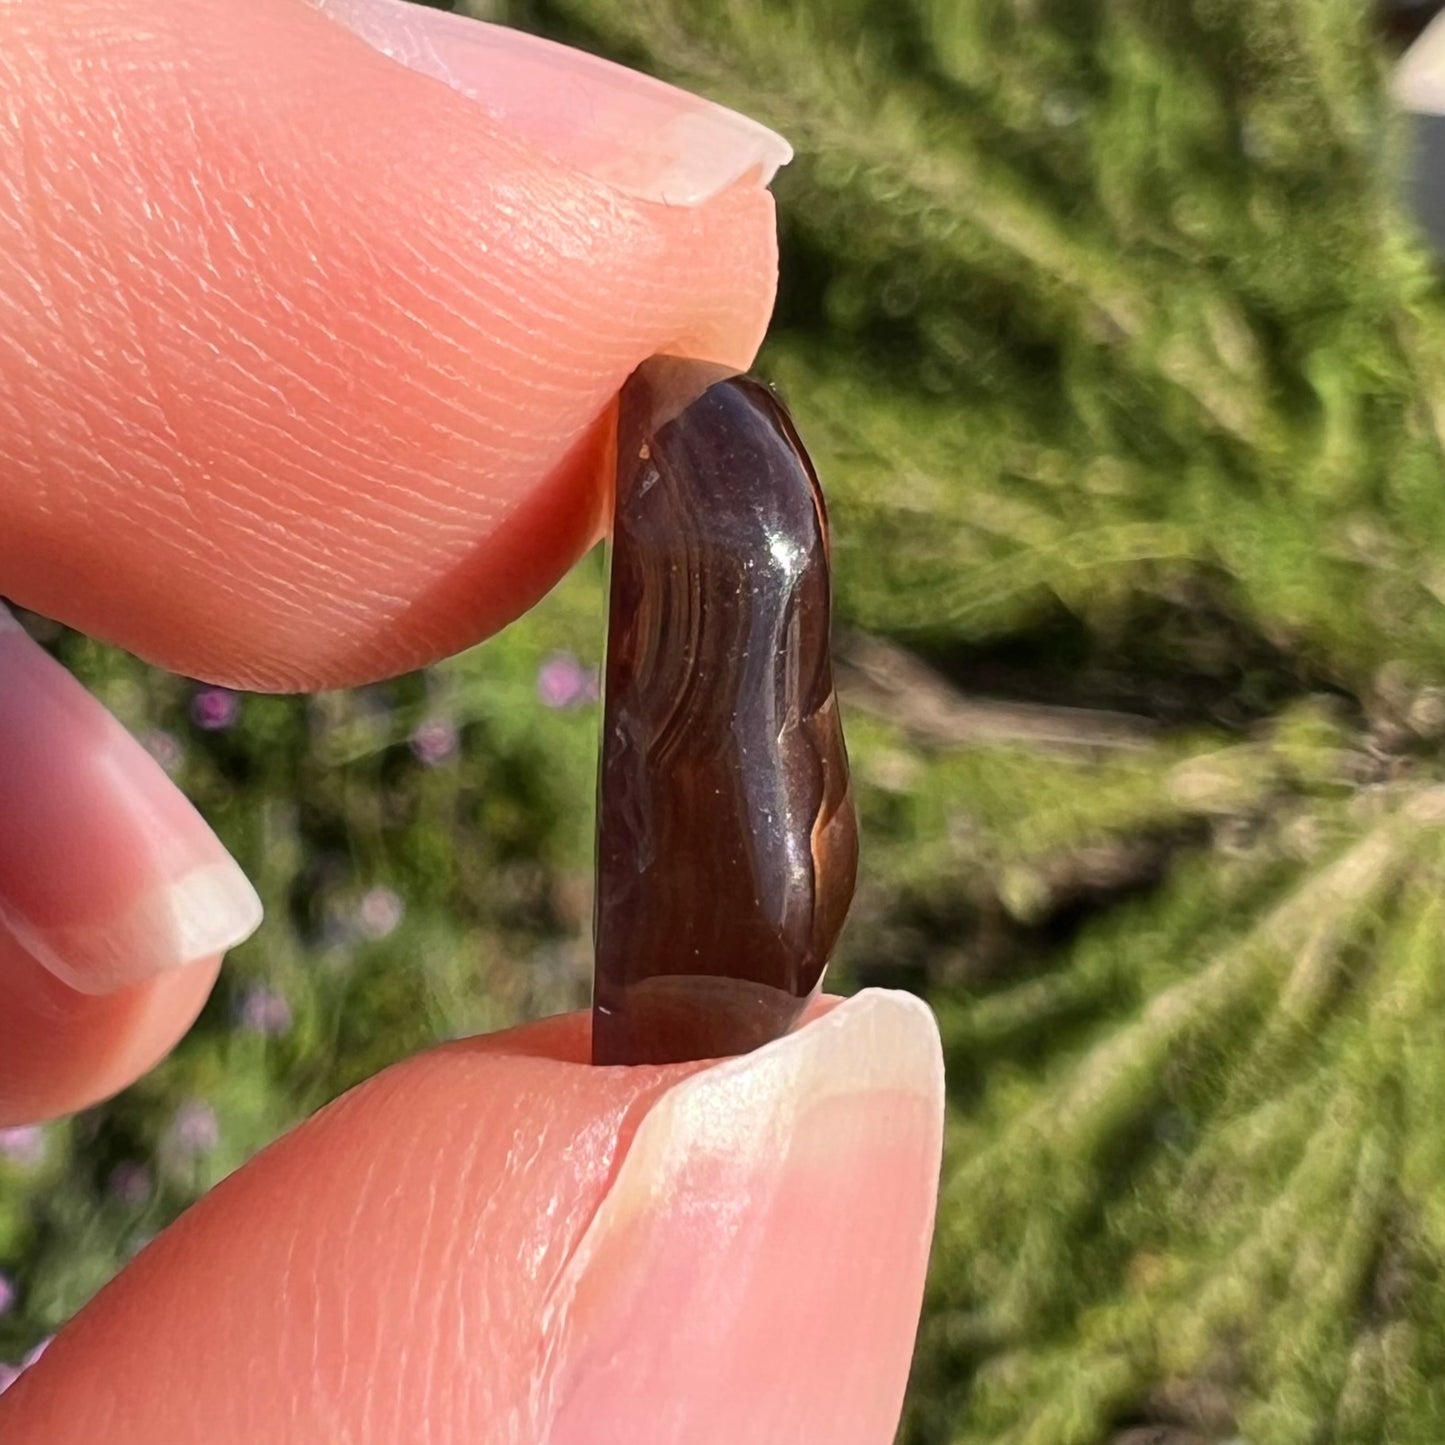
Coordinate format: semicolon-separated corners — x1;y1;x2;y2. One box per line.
592;358;858;1066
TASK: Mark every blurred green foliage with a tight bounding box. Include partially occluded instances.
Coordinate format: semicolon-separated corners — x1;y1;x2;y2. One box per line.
8;0;1445;1440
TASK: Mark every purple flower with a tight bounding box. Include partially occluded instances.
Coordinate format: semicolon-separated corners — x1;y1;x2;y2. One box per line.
189;687;241;732
0;1274;15;1317
140;729;185;774
356;886;404;940
237;986;293;1037
409;716;460;766
108;1162;152;1206
536;653;597;710
0;1126;45;1168
169;1100;219;1157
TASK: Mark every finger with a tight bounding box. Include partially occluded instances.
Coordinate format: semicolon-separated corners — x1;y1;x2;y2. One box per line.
0;0;785;690
0;991;945;1445
0;935;220;1130
0;607;257;1123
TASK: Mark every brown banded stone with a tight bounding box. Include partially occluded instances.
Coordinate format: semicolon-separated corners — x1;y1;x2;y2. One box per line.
591;358;858;1066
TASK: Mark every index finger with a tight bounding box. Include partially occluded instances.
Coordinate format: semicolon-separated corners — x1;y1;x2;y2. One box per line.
0;0;784;689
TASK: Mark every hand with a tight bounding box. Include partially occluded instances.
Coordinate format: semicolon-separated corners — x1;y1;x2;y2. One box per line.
0;2;944;1441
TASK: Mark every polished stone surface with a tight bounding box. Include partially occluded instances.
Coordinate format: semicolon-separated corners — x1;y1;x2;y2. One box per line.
592;359;857;1066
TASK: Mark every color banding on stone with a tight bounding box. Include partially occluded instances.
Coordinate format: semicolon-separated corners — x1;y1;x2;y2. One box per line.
592;358;858;1066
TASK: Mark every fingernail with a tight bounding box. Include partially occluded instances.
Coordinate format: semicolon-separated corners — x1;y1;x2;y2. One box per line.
539;990;945;1445
1398;14;1445;113
0;606;263;995
312;0;792;206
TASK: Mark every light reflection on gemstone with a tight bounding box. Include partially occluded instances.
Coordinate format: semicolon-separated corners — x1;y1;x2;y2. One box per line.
592;360;857;1066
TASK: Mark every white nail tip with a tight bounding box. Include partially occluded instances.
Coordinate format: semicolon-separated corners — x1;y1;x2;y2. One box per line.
157;862;266;968
312;0;792;205
651;989;942;1162
2;862;263;995
1398;14;1445;114
583;991;943;1231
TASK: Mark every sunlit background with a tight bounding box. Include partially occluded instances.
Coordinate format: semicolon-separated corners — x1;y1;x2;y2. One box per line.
8;2;1445;1439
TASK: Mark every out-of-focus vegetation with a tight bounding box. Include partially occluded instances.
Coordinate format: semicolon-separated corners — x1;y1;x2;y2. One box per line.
8;0;1445;1438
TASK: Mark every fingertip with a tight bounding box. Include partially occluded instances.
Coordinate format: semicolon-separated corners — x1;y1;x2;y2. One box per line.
0;608;251;1122
315;0;792;206
0;940;221;1128
0;0;781;688
545;990;944;1444
0;610;261;996
0;996;944;1443
0;1012;680;1440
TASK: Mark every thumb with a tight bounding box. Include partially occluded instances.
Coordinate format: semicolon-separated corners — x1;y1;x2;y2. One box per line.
0;0;784;690
0;993;944;1445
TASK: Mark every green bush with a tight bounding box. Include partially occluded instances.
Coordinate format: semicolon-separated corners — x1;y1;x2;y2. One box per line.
8;1;1445;1439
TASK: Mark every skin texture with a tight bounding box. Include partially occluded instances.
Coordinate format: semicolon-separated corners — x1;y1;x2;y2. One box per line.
0;995;944;1445
0;0;777;690
0;1;946;1438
